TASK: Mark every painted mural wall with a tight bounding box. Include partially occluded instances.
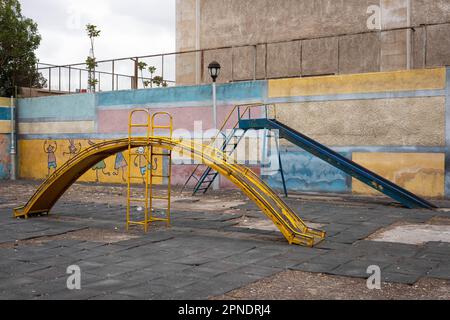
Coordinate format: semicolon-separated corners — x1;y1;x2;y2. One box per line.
266;68;448;198
18;139;163;184
16;82;265;187
12;67;450;199
0;97;12;179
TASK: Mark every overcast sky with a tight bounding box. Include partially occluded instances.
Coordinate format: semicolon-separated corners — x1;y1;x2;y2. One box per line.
21;0;176;65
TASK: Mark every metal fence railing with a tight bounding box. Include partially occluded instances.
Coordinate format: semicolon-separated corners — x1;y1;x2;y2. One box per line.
35;22;450;95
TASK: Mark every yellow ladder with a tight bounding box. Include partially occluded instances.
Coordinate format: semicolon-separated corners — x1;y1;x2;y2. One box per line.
149;112;173;227
126;109;152;232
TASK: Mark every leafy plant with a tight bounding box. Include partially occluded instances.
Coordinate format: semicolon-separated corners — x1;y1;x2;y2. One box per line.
85;56;97;70
87;78;98;89
85;24;101;92
86;24;101;56
137;61;148;87
147;66;157;88
139;66;168;88
152;76;167;87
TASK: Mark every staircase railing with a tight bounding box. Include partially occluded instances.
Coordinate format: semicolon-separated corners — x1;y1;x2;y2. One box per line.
180;103;269;194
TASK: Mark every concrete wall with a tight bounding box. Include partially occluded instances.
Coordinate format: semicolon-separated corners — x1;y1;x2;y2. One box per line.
176;0;450;84
0;97;12;180
266;68;447;198
16;82;264;186
9;66;450;200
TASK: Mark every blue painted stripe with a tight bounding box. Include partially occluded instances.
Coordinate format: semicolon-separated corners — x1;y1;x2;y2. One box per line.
96;99;264;111
264;150;351;193
265;89;445;104
0;107;11;121
17;94;96;121
96;81;267;107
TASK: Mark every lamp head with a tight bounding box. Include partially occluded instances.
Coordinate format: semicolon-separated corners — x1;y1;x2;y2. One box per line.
208;61;221;82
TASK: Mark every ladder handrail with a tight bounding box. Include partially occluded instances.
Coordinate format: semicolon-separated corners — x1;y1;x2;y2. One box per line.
127;109;152;232
151;112;173;138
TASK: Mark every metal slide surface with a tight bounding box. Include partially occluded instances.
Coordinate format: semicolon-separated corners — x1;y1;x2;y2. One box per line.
239;118;436;209
13;138;325;247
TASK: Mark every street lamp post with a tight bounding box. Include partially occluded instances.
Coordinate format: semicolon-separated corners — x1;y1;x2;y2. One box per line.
208;61;221;190
10;95;16;181
208;61;221;131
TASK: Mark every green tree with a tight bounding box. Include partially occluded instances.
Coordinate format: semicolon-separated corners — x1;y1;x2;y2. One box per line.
148;66;156;88
152;76;167;87
86;24;101;57
85;56;98;90
137;61;147;87
0;0;46;97
86;24;101;92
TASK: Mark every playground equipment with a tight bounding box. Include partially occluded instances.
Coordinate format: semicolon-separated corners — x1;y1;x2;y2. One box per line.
13;109;326;247
182;104;288;197
184;104;436;210
126;110;173;232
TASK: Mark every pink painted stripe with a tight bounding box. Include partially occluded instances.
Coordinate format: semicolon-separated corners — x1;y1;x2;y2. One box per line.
98;105;237;134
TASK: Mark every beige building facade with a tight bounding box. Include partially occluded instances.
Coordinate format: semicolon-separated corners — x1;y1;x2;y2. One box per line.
176;0;450;84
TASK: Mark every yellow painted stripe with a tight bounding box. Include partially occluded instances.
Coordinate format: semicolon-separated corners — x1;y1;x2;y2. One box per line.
268;68;446;98
352;153;445;198
0;97;13;107
0;120;11;133
19;121;95;134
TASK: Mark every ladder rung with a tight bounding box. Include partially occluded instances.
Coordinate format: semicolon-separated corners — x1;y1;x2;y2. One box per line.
129;176;145;179
130;124;150;128
128;221;150;226
129;198;147;202
152;175;170;178
153;125;172;129
152;196;169;200
150;218;169;222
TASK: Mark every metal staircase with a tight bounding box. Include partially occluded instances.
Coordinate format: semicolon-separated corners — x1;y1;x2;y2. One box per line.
182;103;292;196
190;129;246;194
181;104;268;195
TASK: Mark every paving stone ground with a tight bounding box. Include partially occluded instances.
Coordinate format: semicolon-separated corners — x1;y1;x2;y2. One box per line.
1;181;450;300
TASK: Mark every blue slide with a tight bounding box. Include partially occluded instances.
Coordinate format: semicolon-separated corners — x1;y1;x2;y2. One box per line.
239;118;437;210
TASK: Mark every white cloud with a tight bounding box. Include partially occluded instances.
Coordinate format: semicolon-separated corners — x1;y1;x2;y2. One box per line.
20;0;176;65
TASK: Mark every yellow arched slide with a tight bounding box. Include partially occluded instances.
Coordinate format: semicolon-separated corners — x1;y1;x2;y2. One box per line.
13;137;326;247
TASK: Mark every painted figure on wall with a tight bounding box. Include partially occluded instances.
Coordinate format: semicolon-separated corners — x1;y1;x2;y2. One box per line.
88;140;111;182
43;140;58;177
63;139;82;159
0;136;9;179
133;147;158;184
112;152;128;182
